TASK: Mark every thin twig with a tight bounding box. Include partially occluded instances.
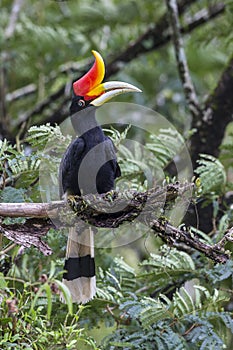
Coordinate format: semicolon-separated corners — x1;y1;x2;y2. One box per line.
0;243;17;255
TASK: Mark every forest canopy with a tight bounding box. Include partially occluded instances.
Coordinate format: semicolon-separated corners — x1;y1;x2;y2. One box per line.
0;0;233;349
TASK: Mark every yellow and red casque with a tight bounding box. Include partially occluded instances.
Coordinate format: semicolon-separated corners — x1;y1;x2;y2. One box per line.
73;50;105;100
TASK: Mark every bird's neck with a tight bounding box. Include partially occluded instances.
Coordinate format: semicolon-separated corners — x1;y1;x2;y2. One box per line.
71;107;104;142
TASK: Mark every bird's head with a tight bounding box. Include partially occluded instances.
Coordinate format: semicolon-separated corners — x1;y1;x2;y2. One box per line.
70;50;141;115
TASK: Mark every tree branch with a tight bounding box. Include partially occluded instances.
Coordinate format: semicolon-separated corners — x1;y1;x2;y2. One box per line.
105;0;199;77
190;55;233;166
4;0;24;39
6;83;37;103
164;1;232;232
14;1;225;131
166;0;201;119
151;219;230;264
0;218;52;256
0;0;24;139
17;84;69;126
0;201;63;218
106;2;225;77
164;1;232;170
0;183;232;263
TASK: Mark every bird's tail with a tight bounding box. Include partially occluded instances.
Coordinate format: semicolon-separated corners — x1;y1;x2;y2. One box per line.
61;225;96;303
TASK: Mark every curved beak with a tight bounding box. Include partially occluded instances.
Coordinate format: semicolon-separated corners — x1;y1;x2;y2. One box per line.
90;81;142;107
73;50;142;105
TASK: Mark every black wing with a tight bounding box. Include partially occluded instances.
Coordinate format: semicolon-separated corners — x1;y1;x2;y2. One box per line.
59;137;85;197
94;137;121;194
105;136;121;179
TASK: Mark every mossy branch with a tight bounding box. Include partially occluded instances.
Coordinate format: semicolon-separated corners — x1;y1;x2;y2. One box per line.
0;183;232;263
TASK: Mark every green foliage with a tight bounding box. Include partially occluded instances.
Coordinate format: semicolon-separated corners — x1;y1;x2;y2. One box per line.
195;154;226;196
0;123;186;202
1;1;233;347
105;125;187;191
2;244;231;349
0;124;71;202
1;0;231;135
1;110;233;348
0;261;98;350
220;131;233;186
0;298;98;350
0;138;41;194
194;152;233;237
97;251;233;349
0;186;27;203
145;128;185;169
26;123;71;152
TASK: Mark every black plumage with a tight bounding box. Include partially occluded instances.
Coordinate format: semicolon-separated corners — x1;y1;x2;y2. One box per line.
60;96;121;197
59;49;140;303
59;95;121;304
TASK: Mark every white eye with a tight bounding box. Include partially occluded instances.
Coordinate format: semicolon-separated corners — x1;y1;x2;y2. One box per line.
78;99;85;108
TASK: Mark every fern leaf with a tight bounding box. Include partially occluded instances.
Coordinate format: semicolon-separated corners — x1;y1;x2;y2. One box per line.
195;154;226;195
145;128;185;168
184;314;226;349
26;124;71;151
202;260;233;284
140;296;171;327
172;287;195;317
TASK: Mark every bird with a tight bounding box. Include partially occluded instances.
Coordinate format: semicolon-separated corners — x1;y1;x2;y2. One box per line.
59;50;141;303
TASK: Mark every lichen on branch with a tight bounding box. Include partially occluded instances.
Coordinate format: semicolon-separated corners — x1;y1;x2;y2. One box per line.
1;182;232;263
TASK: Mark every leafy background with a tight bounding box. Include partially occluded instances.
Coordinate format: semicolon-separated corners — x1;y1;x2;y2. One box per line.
1;0;233;349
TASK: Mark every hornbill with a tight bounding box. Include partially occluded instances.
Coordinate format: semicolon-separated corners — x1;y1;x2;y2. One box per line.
59;50;141;303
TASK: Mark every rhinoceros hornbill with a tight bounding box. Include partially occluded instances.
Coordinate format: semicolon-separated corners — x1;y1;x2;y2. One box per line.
59;50;141;303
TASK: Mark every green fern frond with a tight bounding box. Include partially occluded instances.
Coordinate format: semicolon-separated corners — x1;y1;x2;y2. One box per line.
195;154;226;195
183;311;233;349
104;125;131;147
8;154;41;176
145;128;185;169
202;260;233;284
220;132;233;166
97;268;123;303
0;141;41;189
172;287;196;318
114;257;136;276
194;286;227;312
113;257;137;292
26;123;70;151
97;257;137;303
106;126;186;190
140;295;172;327
0;125;70;192
132;285;230;330
139;247;196;291
153;324;187;350
0;139;16;159
184;317;224;349
119;298;144;319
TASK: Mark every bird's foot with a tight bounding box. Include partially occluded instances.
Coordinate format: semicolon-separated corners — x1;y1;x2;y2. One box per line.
103;190;118;202
67;195;76;205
